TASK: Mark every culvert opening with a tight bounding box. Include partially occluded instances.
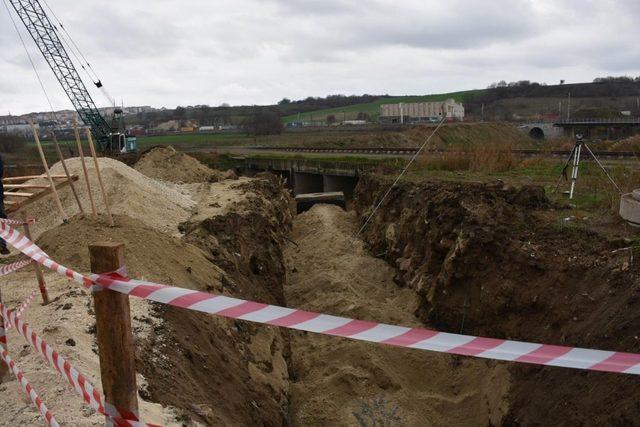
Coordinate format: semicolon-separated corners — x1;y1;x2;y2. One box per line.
529;126;545;139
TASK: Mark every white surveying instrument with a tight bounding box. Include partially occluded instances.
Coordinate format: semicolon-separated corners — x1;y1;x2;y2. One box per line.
553;133;622;199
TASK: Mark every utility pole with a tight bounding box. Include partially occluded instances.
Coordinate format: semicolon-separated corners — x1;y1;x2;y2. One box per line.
481;103;484;122
399;103;404;124
567;93;571;120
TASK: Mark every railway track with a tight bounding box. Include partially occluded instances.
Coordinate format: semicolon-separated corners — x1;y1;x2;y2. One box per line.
252;146;640;159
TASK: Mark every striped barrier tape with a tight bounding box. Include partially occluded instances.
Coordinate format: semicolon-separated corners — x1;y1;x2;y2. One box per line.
0;304;155;427
1;349;59;427
0;218;35;226
6;289;38;331
0;258;32;277
1;222;640;375
15;288;37;318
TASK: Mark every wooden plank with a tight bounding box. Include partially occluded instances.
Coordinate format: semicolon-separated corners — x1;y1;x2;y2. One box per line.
0;287;8;382
4;192;34;198
89;243;139;420
5;176;78;214
22;211;50;305
2;175;69;183
3;184;51;190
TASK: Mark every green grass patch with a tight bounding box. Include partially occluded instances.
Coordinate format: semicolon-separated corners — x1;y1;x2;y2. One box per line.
282;90;485;124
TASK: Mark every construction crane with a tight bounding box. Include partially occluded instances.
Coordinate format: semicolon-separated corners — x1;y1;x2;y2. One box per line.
7;0;137;153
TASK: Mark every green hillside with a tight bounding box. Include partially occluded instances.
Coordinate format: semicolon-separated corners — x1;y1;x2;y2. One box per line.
282;89;485;123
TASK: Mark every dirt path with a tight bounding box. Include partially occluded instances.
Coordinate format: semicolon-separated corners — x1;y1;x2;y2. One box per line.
284;204;510;426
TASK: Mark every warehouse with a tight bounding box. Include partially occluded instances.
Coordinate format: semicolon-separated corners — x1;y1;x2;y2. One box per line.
380;99;465;123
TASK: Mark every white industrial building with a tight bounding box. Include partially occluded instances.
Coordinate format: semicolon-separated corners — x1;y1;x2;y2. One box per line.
380;99;465;123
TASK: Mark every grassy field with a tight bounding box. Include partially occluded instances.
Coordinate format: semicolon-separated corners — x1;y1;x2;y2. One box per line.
282;90;485;124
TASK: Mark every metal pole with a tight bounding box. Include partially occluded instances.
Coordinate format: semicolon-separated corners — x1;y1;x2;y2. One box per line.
553;143;578;194
583;143;623;194
569;142;581;199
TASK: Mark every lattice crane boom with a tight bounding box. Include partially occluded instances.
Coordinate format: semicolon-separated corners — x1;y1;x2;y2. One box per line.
8;0;116;150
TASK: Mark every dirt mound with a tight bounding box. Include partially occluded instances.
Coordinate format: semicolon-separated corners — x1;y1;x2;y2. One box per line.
17;156;194;240
35;213;290;425
284;204;509;425
355;174;640;424
134;146;229;183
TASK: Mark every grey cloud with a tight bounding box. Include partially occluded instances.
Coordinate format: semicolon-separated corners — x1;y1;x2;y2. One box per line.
1;0;639;113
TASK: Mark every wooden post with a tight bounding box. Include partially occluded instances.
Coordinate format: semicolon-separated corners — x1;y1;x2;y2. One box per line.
21;211;50;305
89;242;138;420
30;122;68;222
85;129;114;227
52;133;84;214
73;119;97;217
0;288;9;382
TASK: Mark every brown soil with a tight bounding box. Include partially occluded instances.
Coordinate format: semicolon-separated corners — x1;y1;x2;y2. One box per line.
355;174;640;425
134;146;233;184
35;207;292;425
284;204;510;425
2;153;295;425
21;156;195;240
354;122;533;149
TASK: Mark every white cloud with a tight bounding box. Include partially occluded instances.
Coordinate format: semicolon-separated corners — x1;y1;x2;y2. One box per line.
0;0;638;114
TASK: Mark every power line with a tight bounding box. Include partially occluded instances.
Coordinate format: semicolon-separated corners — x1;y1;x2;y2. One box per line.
354;117;447;237
2;0;73;154
40;0;115;107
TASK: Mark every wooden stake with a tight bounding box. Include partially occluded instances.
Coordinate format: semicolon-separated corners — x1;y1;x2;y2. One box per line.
0;287;9;383
21;211;50;305
73;119;97;217
85;128;114;226
30;122;67;222
89;242;139;420
52;133;84;214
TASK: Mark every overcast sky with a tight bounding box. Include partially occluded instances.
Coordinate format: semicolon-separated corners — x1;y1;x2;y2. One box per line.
1;0;639;115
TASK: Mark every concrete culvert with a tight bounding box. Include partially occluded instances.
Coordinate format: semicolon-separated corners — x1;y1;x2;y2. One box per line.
528;127;545;140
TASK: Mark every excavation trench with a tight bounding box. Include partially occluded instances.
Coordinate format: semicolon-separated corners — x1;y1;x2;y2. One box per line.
283;204;509;425
3;149;638;425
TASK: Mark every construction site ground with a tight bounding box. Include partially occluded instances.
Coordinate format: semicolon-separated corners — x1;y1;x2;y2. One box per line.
0;146;639;425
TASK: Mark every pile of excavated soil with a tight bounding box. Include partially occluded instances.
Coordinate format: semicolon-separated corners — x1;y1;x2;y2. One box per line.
134;146;232;183
1;154;296;425
355;174;640;424
0;213;227;426
1;213;290;425
18;157;194;240
283;204;510;425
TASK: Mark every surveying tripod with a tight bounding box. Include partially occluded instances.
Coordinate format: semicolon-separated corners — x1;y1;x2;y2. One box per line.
553;134;622;200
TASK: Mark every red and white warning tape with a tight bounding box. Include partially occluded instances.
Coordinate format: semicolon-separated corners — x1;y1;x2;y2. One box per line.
0;304;154;427
5;289;38;331
1;222;640;375
14;288;37;318
0;258;32;277
1;349;59;427
0;218;35;226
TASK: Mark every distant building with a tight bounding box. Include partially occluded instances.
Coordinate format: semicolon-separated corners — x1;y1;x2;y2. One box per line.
380;99;464;123
1;123;38;137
